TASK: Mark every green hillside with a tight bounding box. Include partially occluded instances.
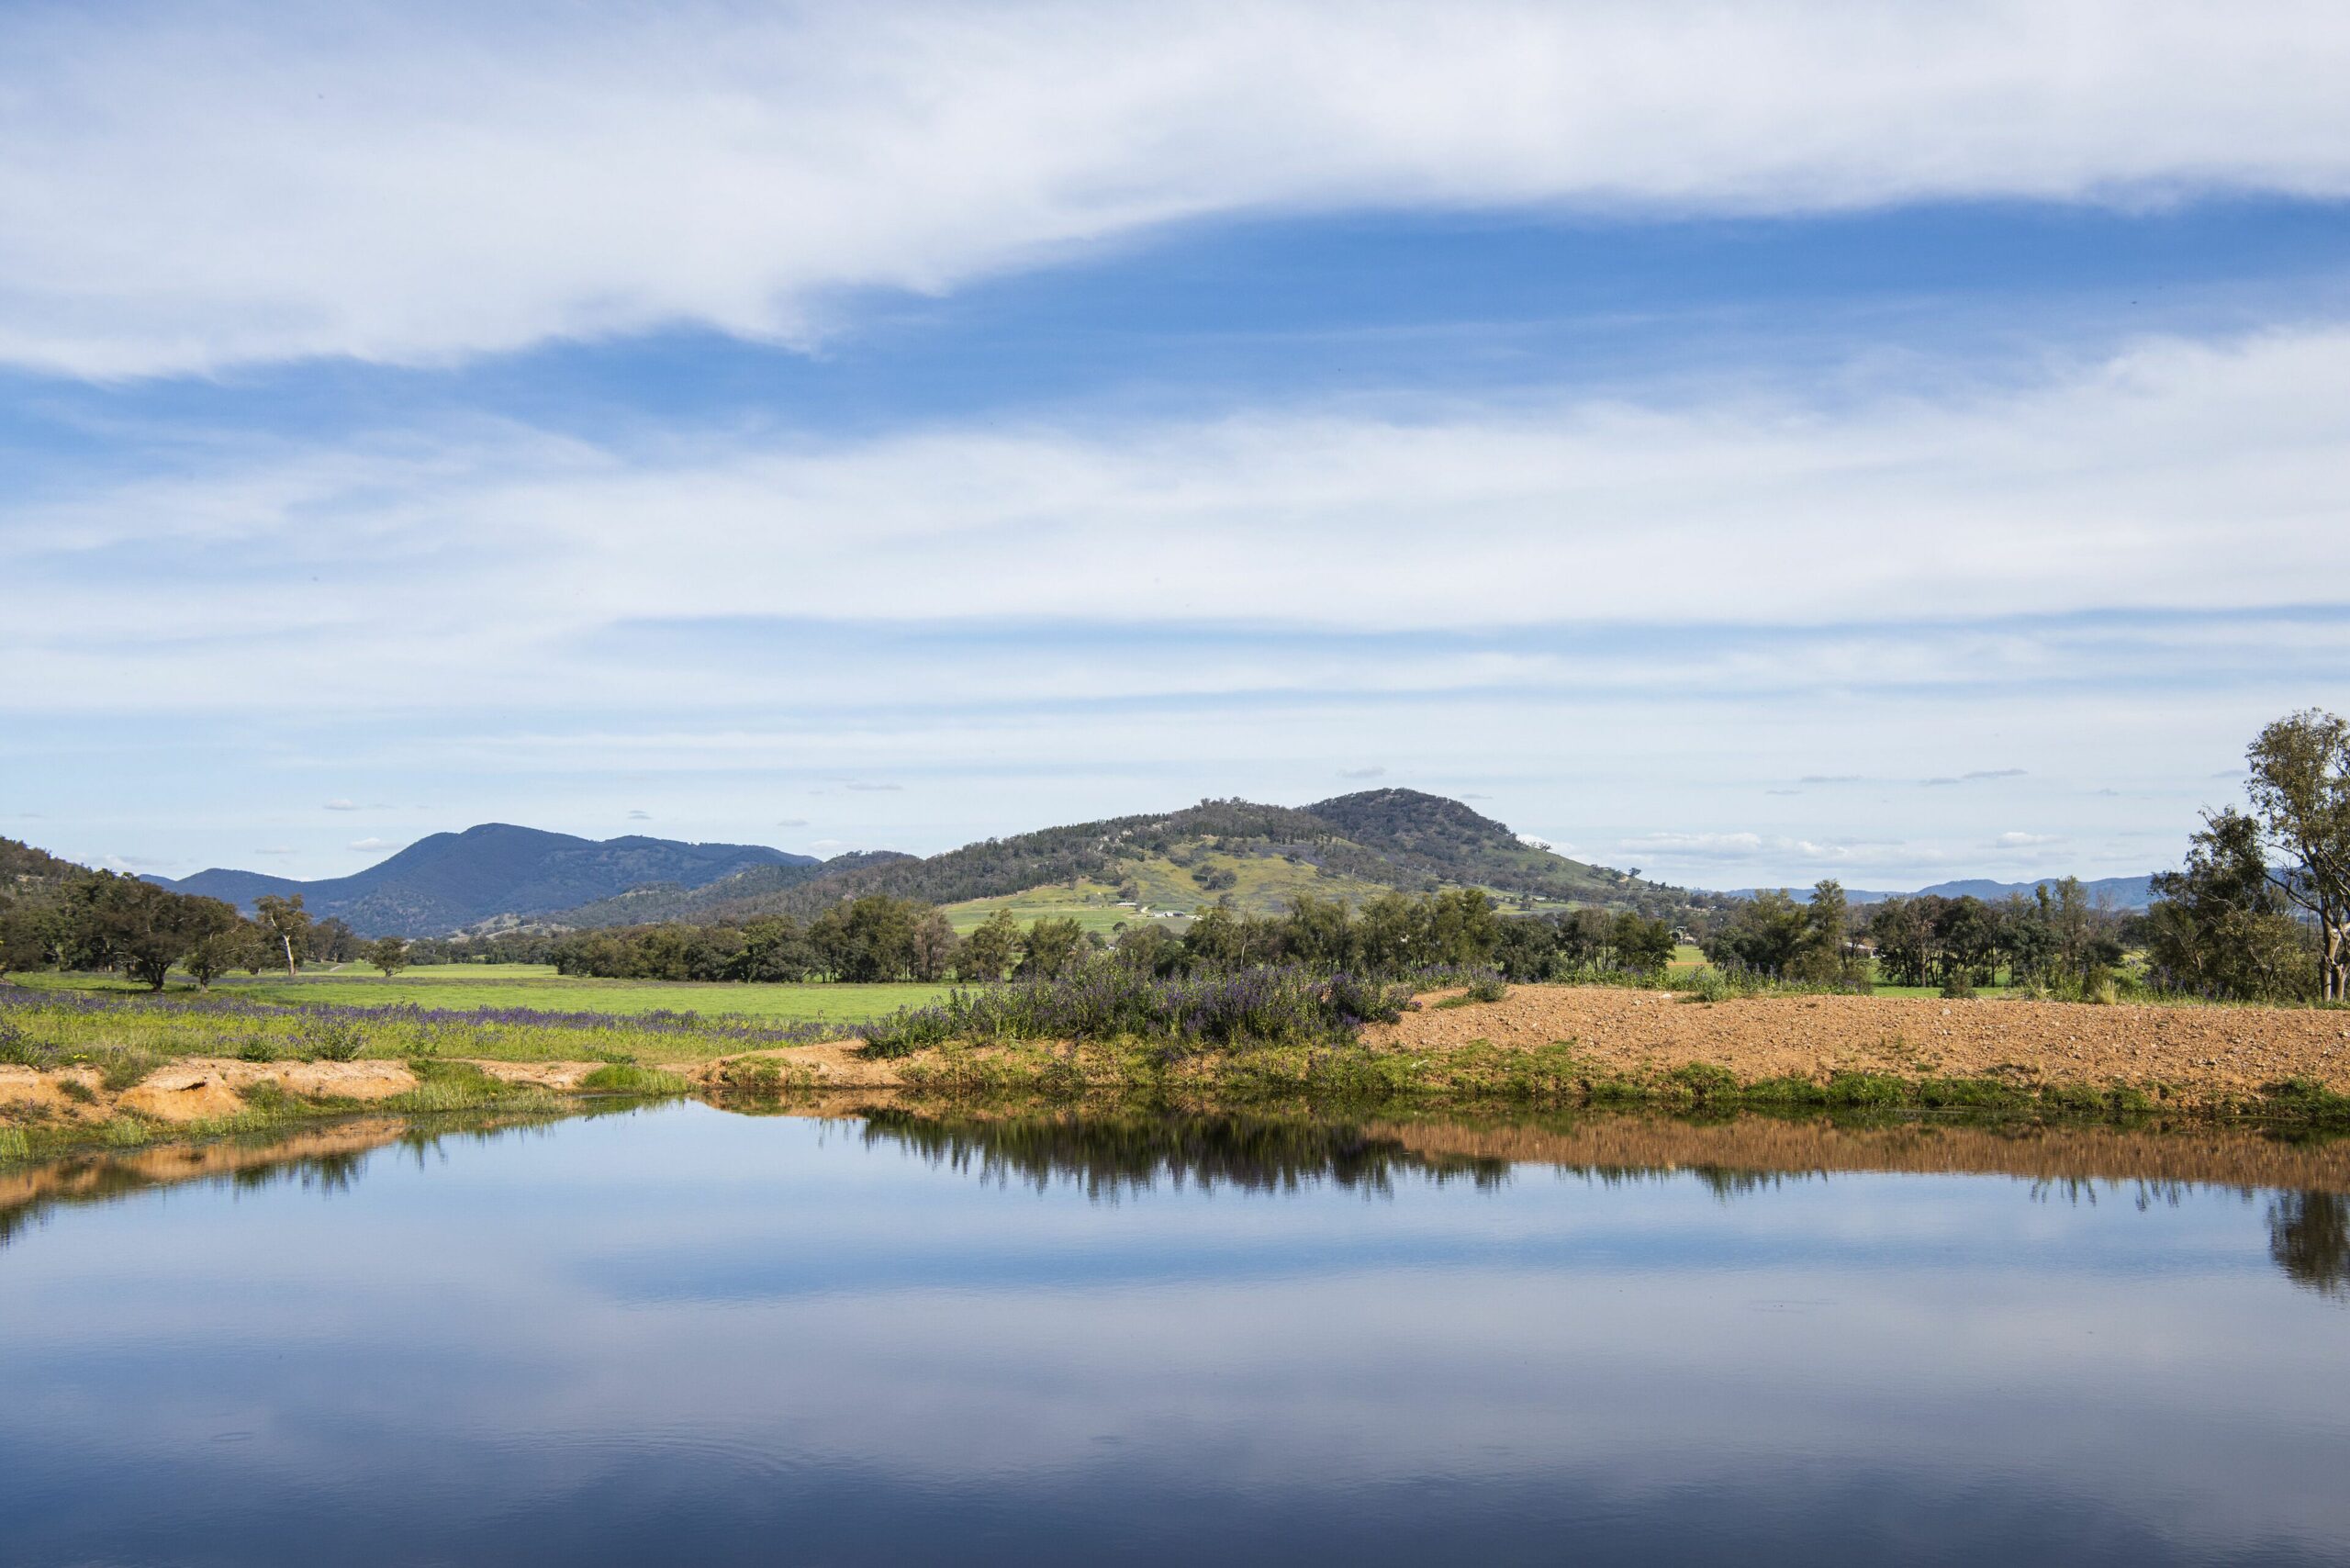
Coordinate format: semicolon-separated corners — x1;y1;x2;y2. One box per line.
554;790;1717;929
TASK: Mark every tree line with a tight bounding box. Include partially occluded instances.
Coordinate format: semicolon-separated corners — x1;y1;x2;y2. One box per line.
549;888;1680;985
5;710;2343;1005
1693;709;2350;1003
0;876;406;991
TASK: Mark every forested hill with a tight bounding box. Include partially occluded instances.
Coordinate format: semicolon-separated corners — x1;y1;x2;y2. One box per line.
547;850;914;928
1;837;85;889
147;825;809;937
552;790;1712;928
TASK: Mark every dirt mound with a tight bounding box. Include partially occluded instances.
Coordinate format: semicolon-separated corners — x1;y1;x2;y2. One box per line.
1368;986;2350;1096
692;1040;891;1090
118;1058;420;1122
476;1060;609;1090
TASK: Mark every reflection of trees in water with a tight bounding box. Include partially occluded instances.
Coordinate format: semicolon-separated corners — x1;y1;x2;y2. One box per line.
2028;1177;2194;1212
859;1111;1833;1202
2269;1191;2350;1299
857;1110;1514;1199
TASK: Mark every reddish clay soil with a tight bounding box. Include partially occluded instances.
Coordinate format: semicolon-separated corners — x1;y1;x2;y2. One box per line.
1365;986;2350;1097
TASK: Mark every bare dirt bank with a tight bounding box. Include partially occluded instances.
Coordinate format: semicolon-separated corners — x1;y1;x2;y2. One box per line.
0;1057;620;1129
1366;986;2350;1099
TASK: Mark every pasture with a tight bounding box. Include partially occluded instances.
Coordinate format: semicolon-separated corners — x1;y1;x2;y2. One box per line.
13;969;948;1024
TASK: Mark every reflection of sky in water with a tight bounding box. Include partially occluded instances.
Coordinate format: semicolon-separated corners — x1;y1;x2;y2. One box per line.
3;1103;2346;1567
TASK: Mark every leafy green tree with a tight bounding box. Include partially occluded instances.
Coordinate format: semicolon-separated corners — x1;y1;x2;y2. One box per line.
809;895;924;981
0;896;60;976
955;909;1022;981
1705;889;1811;976
1351;891;1424;975
1866;896;1936;985
1278;893;1355;970
1613;913;1676;976
1424;888;1499;967
1494;917;1558;981
366;935;411;978
2146;808;2313;1001
1933;896;1999;988
1785;879;1851;982
185;919;259;990
1113;921;1181;976
311;917;360;963
2244;709;2350;1001
729;916;814;981
1019;915;1087;979
1556;906;1616;971
252;893;312;977
911;910;958;982
68;876;237;991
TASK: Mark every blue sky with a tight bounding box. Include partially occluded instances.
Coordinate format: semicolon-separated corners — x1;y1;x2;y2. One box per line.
4;2;2346;889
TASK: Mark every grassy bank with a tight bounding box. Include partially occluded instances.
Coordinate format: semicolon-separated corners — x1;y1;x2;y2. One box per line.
13;968;2350;1171
0;981;853;1066
0;1058;595;1168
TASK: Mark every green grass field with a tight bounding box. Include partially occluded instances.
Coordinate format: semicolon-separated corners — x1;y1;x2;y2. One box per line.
13;969;949;1023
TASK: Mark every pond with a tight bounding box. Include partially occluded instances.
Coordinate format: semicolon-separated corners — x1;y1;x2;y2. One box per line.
4;1102;2346;1565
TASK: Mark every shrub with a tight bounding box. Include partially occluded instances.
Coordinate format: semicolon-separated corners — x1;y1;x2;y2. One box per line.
1940;971;1977;1000
858;965;1417;1058
1678;965;1761;1004
1666;1062;1740;1101
0;1017;55;1068
1463;972;1508;1004
97;1047;162;1092
303;1019;367;1062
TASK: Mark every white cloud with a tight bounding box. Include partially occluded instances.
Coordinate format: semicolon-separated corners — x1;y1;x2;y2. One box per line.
774;818;810;828
1992;831;2065;848
626;809;652;820
1617;831;1914;868
346;836;402;852
252;846;299;857
323;798;359;811
1337;767;1386;779
6;325;2347;719
4;2;2349;375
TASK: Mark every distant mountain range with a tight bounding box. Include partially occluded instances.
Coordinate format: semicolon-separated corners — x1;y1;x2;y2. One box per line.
1725;875;2159;911
109;798;2164;938
143;825;814;937
129;791;1705;938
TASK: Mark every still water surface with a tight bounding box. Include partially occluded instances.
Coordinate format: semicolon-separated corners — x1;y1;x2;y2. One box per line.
4;1103;2347;1566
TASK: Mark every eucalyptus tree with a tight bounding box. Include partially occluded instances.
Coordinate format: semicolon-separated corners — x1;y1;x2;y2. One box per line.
2244;710;2350;1001
252;893;312;977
